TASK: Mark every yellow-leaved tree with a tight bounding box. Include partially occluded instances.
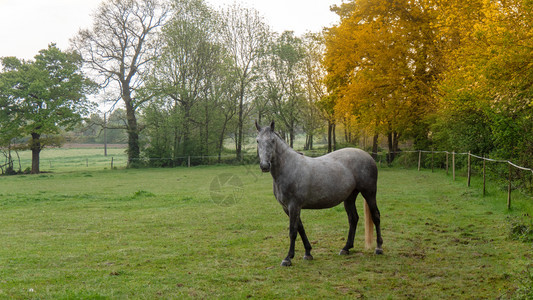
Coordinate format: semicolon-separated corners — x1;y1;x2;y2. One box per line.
433;0;532;165
324;0;443;161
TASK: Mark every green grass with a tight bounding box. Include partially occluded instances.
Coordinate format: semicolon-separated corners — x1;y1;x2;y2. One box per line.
8;146;128;173
0;165;531;299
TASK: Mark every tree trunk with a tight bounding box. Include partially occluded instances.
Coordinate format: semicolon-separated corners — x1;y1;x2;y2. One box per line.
103;113;108;157
289;127;295;148
327;120;334;153
204;99;209;159
30;132;41;174
387;132;394;164
344;124;349;144
332;123;336;151
236;83;245;161
387;131;400;164
393;131;400;154
172;99;181;166
371;133;379;160
124;87;140;167
218;118;230;163
173;126;180;166
304;134;313;150
7;144;13;173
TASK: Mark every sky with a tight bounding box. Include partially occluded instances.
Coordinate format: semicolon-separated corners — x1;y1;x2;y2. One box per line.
0;0;343;60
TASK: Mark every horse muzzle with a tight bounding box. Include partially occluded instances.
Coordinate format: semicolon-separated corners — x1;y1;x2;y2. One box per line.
260;162;271;173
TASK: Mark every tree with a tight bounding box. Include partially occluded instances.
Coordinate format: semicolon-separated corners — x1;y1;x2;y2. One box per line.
72;0;169;166
301;32;328;150
433;0;532;166
78;109;128;145
143;0;224;163
325;0;443;161
220;3;270;160
0;44;95;174
0;78;23;174
261;31;306;147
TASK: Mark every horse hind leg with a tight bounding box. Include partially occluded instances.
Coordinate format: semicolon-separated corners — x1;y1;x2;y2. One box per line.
362;190;383;254
340;190;359;255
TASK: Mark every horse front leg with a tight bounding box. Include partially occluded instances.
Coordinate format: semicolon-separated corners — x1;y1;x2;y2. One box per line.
282;207;313;265
298;218;313;261
281;205;301;266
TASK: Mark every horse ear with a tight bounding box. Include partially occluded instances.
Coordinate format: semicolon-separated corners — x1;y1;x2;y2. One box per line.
270;120;275;131
255;120;261;131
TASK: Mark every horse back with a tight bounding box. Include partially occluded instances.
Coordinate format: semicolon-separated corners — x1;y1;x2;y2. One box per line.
320;148;378;192
272;147;376;210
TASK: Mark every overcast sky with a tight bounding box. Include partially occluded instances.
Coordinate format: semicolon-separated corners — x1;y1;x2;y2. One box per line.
0;0;342;60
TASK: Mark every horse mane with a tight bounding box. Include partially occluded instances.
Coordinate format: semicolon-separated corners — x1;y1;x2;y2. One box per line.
272;130;303;155
273;131;285;142
272;131;289;147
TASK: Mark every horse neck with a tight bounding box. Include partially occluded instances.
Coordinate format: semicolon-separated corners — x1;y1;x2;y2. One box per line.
270;134;299;179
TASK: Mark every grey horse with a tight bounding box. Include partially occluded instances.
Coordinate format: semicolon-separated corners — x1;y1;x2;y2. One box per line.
256;121;383;266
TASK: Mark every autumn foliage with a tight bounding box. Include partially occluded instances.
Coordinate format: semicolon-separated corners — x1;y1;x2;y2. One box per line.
324;0;532;166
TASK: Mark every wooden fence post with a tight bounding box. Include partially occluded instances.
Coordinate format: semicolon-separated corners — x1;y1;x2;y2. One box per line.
188;156;191;168
507;163;512;210
431;150;434;173
467;151;471;187
418;150;422;171
111;157;114;169
482;157;486;197
530;172;533;195
452;152;456;181
446;151;448;176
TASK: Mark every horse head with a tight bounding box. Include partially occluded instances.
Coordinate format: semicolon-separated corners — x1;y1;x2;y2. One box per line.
255;120;276;173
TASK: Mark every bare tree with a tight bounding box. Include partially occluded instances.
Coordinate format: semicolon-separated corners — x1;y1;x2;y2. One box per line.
72;0;169;166
220;3;270;160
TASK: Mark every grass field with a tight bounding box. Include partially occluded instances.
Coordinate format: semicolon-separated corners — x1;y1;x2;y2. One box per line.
0;162;532;298
7;146;128;173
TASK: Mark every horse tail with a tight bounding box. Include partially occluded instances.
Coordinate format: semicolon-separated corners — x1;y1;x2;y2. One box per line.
364;199;373;249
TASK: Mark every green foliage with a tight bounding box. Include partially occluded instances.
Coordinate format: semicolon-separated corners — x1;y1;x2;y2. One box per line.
513;264;533;300
73;110;128;144
0;45;95;136
142;101;177;166
431;107;494;154
431;0;532;167
259;31;307;146
0;44;96;173
141;0;241;165
509;216;533;243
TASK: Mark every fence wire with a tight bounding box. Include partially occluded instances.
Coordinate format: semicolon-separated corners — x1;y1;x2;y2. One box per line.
2;148;531;207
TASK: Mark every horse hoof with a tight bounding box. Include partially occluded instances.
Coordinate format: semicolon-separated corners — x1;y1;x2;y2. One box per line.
375;248;384;255
339;249;350;255
303;254;313;261
281;259;292;267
